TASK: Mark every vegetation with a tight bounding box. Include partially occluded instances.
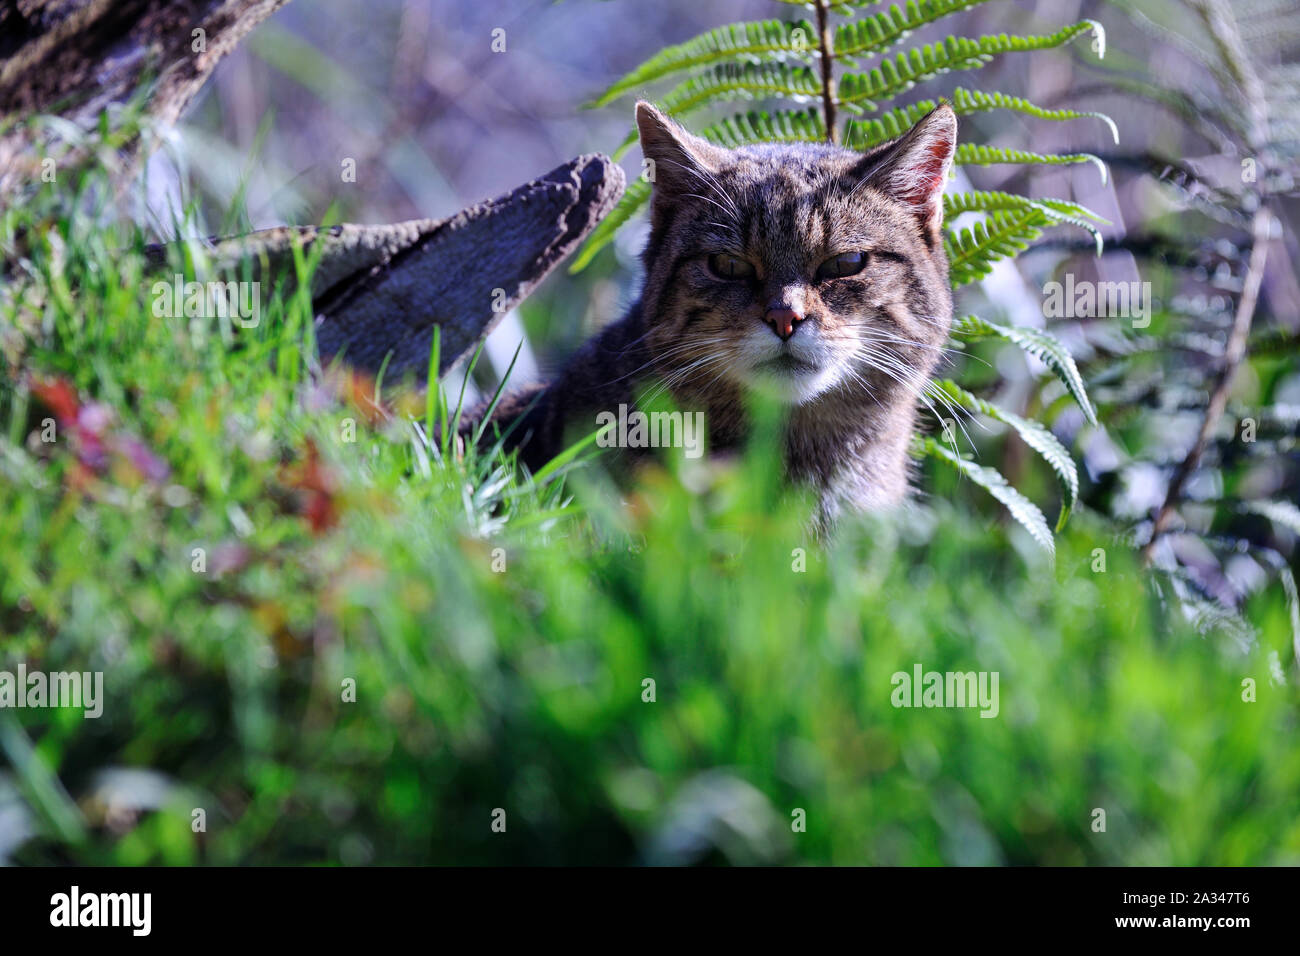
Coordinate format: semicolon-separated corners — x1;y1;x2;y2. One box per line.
0;0;1296;865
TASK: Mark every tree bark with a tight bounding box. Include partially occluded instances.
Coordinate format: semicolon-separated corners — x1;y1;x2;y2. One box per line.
0;0;289;196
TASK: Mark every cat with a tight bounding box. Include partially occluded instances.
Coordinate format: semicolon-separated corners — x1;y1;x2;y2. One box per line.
470;101;957;527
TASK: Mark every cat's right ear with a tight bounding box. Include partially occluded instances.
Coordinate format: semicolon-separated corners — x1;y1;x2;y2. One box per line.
857;104;957;245
635;101;728;207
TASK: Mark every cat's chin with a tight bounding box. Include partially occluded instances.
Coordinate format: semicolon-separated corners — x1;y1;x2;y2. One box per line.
740;360;841;405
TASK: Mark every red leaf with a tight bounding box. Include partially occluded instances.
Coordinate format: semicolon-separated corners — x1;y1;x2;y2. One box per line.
282;439;341;534
31;376;81;423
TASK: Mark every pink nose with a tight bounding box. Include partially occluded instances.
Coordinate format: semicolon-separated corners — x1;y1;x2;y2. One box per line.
764;307;804;341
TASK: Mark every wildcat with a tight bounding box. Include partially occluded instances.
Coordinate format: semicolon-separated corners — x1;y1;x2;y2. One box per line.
471;102;957;526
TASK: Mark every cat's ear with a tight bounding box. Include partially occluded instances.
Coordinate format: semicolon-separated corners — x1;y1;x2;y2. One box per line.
635;101;729;204
858;104;957;243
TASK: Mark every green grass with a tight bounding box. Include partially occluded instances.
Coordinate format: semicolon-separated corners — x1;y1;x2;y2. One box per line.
1;140;1298;866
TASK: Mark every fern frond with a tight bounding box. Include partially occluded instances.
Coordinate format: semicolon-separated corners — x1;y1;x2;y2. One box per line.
919;436;1056;554
699;107;827;148
660;62;824;116
948;88;1118;143
592;19;816;107
933;379;1079;529
610;63;823;158
836;21;1105;112
944;207;1051;287
844;89;1116;153
955;143;1108;183
842;108;930;151
944;191;1108;254
943;191;1104;222
952;315;1097;425
832;0;1001;62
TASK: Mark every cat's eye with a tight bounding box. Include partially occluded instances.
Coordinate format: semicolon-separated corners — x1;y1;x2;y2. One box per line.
816;251;867;279
707;253;756;281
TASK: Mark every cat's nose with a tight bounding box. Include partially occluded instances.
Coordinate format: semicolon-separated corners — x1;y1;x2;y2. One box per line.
763;307;804;341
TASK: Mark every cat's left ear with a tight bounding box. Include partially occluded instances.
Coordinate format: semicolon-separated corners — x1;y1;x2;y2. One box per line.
859;104;957;244
635;101;729;196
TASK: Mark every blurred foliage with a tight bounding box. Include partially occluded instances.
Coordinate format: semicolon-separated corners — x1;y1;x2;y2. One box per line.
1053;0;1300;653
1;120;1298;865
1;0;1298;866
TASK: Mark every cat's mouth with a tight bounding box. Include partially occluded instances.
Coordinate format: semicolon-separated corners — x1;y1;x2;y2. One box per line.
754;353;819;375
737;341;841;405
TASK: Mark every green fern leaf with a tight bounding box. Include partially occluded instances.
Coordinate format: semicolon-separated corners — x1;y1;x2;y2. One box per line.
833;0;1002;61
943;191;1104;221
592;19;816;107
836;21;1104;111
843;88;1117;150
954;143;1108;183
948;87;1118;142
944;207;1051;286
699;107;827;148
919;436;1056;554
944;191;1108;254
842;107;933;150
610;66;824;158
933;379;1079;529
952;315;1098;425
659;62;824;117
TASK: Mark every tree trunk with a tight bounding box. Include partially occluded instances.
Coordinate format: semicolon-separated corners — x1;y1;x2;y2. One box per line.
0;0;289;196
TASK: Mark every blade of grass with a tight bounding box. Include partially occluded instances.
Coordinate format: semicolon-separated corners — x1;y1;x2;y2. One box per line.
425;324;441;441
472;340;524;448
447;338;485;458
526;426;608;490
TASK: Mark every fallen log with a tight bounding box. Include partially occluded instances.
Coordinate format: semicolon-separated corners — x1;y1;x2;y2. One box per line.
146;152;625;380
0;0;290;197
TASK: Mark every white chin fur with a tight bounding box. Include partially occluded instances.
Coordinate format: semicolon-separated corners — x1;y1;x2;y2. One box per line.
732;330;842;404
740;363;841;405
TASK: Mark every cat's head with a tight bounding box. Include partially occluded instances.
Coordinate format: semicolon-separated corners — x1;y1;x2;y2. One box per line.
635;102;956;407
